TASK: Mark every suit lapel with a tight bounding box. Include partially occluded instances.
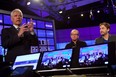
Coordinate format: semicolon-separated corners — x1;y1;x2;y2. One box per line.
10;26;18;33
108;35;112;42
100;37;104;43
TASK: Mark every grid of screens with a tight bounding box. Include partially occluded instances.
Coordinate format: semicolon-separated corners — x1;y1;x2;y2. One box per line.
79;44;108;67
0;13;55;57
40;49;72;70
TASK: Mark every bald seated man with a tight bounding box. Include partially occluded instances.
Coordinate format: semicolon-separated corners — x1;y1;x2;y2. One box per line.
65;29;87;49
65;29;87;67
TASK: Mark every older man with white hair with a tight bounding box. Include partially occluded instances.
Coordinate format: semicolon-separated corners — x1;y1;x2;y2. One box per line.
1;9;38;63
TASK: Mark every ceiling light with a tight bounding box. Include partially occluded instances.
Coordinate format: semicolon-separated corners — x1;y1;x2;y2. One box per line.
27;1;31;5
97;10;100;13
90;10;93;15
68;16;70;19
59;10;63;14
81;14;84;17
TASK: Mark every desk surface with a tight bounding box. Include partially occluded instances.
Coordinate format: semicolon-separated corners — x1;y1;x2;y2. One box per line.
36;66;113;76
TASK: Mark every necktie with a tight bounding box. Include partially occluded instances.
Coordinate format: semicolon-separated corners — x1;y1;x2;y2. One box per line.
17;27;20;32
17;28;24;37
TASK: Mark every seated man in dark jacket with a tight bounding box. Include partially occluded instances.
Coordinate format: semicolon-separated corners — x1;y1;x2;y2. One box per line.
95;22;116;44
65;29;87;67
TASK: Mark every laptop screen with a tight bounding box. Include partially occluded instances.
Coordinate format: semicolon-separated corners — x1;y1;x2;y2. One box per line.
79;44;108;67
12;53;40;70
40;49;73;70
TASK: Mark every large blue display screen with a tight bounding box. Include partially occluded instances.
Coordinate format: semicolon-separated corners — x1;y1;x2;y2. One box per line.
37;20;45;28
4;15;12;25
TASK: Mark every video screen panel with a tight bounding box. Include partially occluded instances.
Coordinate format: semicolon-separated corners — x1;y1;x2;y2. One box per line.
37;20;45;28
47;38;54;45
46;30;53;37
45;22;53;29
40;49;72;70
4;15;12;25
39;46;47;52
38;38;47;45
48;46;55;51
37;30;46;37
79;44;108;67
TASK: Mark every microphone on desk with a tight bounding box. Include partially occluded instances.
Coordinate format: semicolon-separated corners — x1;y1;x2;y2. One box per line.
66;68;73;74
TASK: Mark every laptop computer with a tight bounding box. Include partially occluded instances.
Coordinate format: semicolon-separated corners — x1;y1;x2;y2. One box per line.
12;53;41;70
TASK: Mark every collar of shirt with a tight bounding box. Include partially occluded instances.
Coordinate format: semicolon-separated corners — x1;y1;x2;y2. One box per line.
101;34;111;42
103;39;108;43
13;24;19;30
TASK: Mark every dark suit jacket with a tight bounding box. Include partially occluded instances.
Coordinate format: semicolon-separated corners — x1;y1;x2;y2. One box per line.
95;35;116;47
65;40;87;49
1;26;38;62
65;40;87;67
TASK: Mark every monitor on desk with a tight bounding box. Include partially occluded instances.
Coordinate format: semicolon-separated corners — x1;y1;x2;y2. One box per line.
79;44;108;67
39;49;73;70
12;53;41;70
78;42;116;67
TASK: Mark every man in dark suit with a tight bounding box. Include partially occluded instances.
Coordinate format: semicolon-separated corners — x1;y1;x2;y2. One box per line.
1;9;38;63
65;29;87;67
95;22;116;44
